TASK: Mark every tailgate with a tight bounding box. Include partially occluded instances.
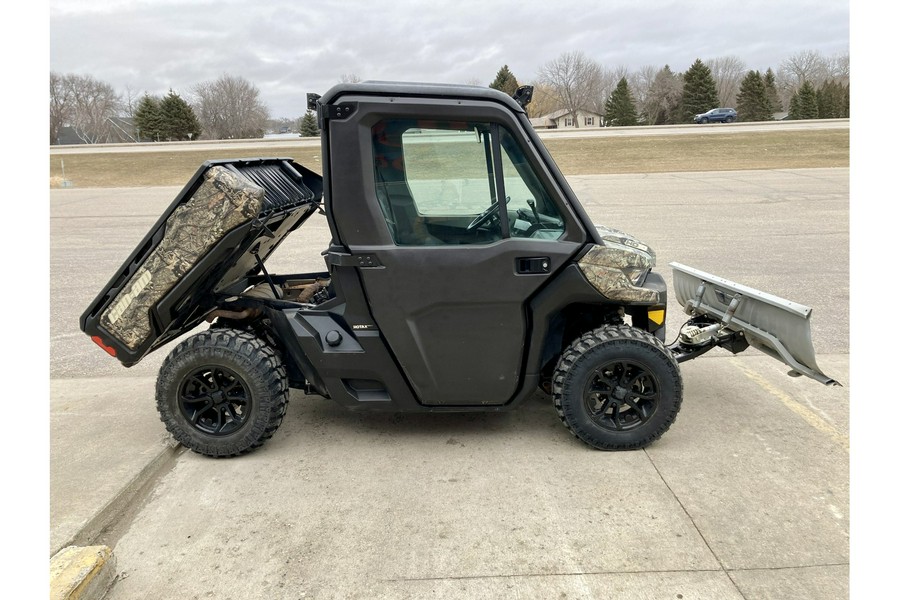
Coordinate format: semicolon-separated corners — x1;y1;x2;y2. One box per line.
80;158;322;366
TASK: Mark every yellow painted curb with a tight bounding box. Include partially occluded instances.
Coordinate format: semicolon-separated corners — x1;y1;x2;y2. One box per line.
50;546;116;600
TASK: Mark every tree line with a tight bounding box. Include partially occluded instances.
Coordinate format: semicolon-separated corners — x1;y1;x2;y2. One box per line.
50;49;848;144
490;49;849;126
50;73;275;145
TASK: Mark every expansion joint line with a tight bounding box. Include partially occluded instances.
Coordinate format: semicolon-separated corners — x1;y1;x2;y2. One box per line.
642;449;749;600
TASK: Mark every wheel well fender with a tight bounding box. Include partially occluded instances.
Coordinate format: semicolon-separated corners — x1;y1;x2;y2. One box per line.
526;265;624;383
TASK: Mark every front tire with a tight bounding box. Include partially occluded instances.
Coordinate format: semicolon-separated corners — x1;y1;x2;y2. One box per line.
156;328;289;457
552;326;683;450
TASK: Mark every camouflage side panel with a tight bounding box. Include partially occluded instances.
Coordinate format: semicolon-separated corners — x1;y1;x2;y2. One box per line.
100;166;265;349
577;245;660;304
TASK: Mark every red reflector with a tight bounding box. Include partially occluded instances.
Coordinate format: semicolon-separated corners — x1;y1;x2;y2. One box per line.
91;335;117;357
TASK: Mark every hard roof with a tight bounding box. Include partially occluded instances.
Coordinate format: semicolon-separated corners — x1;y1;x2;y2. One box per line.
318;81;525;114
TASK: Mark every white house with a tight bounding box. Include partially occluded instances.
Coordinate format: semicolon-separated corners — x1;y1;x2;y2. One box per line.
530;108;604;129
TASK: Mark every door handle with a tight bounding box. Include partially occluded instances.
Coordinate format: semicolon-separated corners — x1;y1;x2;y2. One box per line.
516;256;550;274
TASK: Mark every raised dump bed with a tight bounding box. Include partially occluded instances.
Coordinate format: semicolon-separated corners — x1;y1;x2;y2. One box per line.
80;158;323;366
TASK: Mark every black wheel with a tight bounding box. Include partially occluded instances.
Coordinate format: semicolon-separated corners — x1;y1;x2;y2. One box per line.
701;117;709;124
156;328;289;457
725;116;735;123
552;325;683;450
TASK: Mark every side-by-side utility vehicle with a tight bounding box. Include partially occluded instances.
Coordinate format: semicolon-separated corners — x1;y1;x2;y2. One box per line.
80;82;839;457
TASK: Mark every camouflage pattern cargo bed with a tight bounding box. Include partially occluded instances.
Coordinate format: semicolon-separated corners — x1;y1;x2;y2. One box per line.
80;158;323;366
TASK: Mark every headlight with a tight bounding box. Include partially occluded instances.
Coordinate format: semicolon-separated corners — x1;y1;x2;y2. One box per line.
577;245;660;304
622;267;649;286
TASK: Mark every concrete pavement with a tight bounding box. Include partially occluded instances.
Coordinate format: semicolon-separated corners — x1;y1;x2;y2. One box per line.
50;168;849;598
49;377;178;555
103;354;849;599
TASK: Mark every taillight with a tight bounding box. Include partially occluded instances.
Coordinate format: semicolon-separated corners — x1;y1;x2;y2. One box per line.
91;335;117;357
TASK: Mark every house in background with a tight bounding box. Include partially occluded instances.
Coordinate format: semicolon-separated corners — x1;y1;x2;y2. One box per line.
530;108;604;129
54;117;140;145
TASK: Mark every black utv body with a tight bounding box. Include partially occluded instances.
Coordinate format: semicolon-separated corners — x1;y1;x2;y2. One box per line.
81;82;836;457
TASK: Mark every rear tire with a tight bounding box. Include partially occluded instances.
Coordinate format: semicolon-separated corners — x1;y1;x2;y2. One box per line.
552;325;683;450
725;116;735;123
156;328;289;457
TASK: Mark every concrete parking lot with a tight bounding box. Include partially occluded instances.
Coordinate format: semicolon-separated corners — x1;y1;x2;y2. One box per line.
50;168;849;599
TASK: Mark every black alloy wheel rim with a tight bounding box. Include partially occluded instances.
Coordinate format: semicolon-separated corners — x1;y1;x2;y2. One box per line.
178;366;252;436
582;359;660;432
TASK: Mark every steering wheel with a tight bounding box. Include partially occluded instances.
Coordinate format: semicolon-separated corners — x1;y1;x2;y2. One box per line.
466;196;509;232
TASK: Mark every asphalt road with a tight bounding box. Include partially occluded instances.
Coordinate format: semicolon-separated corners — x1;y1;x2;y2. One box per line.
50;167;849;599
48;119;849;154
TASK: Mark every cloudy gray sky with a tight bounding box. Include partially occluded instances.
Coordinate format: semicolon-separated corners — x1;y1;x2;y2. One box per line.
50;0;848;118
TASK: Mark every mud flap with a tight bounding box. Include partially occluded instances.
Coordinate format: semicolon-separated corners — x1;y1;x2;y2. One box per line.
670;262;840;386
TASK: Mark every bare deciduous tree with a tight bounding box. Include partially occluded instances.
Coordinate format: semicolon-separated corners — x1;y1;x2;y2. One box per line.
66;74;122;144
780;50;830;85
340;73;362;84
50;72;73;145
191;74;270;140
828;51;850;84
538;51;603;127
643;65;683;125
50;72;123;144
627;65;658;118
708;55;746;108
526;83;561;118
121;85;140;119
776;50;837;108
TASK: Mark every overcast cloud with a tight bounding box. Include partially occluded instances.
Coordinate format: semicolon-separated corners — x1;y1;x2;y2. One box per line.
49;0;849;118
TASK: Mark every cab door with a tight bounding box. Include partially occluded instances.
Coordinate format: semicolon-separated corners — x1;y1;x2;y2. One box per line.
327;100;585;406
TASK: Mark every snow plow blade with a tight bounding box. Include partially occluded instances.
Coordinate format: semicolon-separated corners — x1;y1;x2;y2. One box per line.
670;262;840;386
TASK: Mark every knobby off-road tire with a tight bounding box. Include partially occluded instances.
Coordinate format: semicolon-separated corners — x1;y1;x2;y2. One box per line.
552;325;683;450
156;328;289;457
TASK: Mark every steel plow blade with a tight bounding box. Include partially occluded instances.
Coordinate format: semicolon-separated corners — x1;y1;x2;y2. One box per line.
670;262;840;386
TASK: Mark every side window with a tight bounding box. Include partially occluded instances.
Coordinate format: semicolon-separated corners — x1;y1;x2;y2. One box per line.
498;128;565;240
371;119;565;245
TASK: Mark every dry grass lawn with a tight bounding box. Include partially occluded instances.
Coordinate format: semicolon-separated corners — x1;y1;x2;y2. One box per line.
544;130;848;175
49;129;848;188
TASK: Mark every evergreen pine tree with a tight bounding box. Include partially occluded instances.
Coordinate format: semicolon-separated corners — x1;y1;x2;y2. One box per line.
788;94;801;120
792;81;819;119
299;111;320;137
681;59;719;122
604;77;639;126
736;70;773;122
816;82;835;119
816;80;850;119
134;94;163;142
763;68;783;112
839;81;850;118
489;65;520;96
159;89;201;141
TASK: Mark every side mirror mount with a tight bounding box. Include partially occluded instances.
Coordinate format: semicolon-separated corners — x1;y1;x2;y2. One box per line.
512;86;534;113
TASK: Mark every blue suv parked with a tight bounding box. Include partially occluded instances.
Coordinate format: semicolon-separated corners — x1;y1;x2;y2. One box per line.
693;108;737;123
